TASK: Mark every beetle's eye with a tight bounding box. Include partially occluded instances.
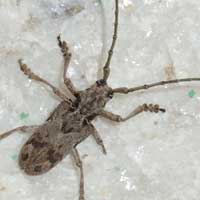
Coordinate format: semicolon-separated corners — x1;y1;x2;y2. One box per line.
108;91;113;99
96;79;106;86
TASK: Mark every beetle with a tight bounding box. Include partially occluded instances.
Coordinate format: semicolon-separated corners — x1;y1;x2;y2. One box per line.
1;0;200;200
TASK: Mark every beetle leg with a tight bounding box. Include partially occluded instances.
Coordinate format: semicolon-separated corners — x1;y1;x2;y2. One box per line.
100;103;165;122
0;125;40;140
71;148;85;200
57;35;77;96
18;59;71;103
90;124;107;154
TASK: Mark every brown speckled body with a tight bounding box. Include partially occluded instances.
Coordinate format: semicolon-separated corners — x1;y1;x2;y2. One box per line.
19;83;113;175
1;0;200;199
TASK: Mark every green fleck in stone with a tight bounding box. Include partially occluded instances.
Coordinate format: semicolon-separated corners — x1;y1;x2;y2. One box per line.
11;154;17;160
20;112;29;120
188;89;196;98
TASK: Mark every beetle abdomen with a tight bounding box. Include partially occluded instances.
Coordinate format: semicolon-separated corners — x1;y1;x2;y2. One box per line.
18;122;74;176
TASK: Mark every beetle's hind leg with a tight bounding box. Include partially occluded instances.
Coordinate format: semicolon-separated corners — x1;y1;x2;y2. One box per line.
0;125;39;140
71;148;85;200
57;35;78;96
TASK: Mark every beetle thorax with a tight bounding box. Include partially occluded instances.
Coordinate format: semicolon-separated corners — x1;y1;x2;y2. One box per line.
77;83;113;116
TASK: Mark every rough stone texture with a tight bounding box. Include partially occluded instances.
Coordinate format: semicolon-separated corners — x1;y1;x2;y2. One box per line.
0;0;200;200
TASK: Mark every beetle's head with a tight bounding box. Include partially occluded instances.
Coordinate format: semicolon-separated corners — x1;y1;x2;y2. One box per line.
94;79;114;101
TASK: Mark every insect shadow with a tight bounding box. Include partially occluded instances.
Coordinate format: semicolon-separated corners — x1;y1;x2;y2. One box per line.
1;0;200;200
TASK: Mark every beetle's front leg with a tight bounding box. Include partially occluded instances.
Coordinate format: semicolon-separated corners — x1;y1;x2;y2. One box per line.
0;125;40;140
71;147;85;200
100;103;165;122
57;35;78;96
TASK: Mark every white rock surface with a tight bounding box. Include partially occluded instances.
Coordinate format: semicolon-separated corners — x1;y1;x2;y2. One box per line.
0;0;200;200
